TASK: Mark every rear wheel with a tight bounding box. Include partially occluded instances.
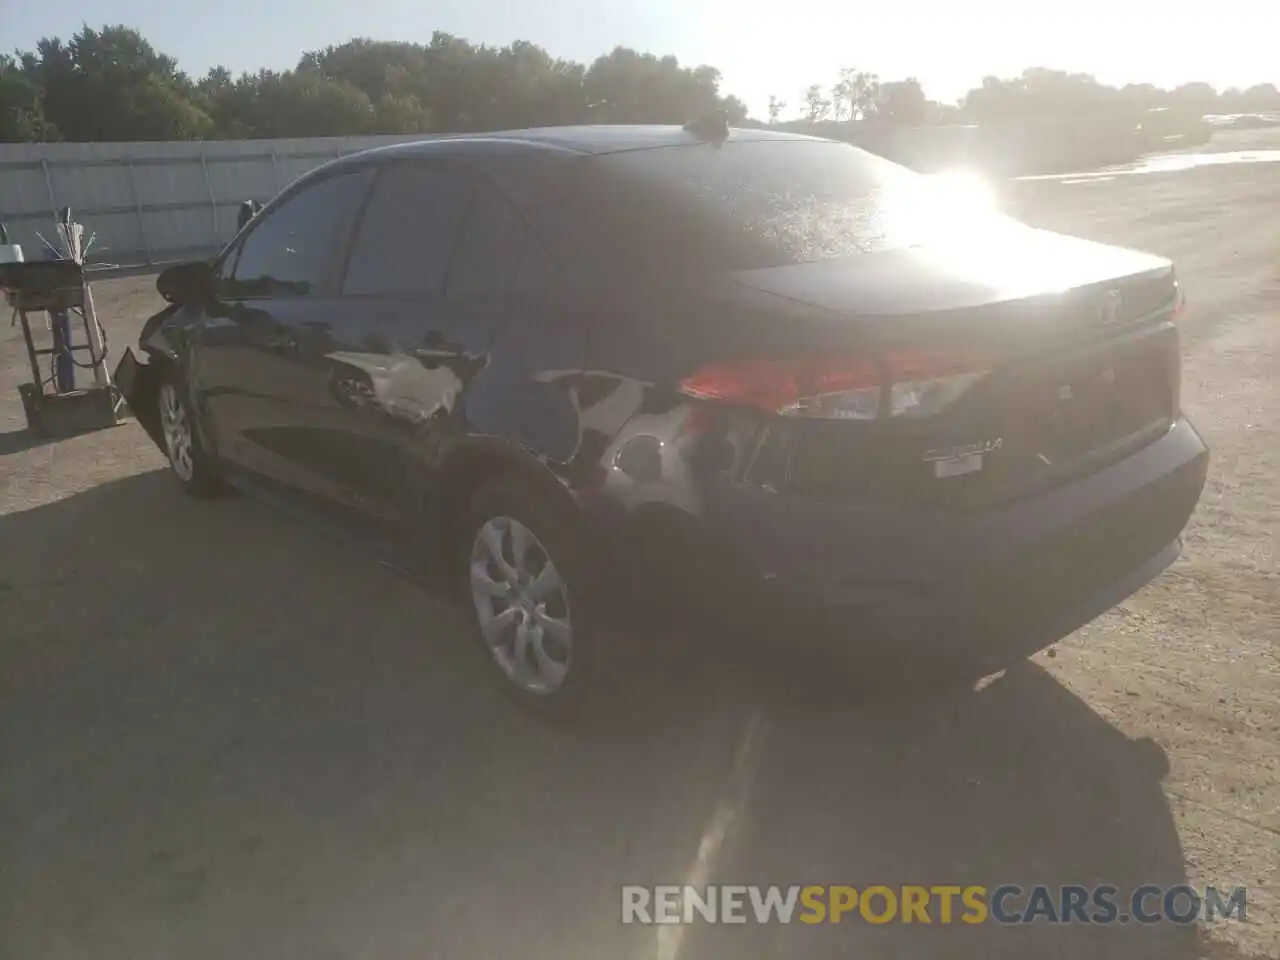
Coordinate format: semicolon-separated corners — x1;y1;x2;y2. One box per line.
157;374;222;497
457;478;598;717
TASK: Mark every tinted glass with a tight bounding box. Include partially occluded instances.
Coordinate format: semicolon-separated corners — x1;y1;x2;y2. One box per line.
226;172;364;297
573;140;1008;272
342;163;474;297
446;185;553;298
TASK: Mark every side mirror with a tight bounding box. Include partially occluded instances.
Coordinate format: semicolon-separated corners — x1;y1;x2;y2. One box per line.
237;199;262;232
157;261;215;306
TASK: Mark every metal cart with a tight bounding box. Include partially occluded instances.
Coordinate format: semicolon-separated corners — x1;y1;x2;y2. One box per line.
2;257;124;437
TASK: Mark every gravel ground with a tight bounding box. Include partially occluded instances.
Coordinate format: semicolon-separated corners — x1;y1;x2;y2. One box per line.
1;130;1276;959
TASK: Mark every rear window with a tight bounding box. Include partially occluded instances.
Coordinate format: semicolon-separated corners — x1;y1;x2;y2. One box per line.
571;140;984;272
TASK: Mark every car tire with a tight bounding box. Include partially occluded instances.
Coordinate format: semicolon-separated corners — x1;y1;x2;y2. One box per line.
157;368;223;498
456;477;601;719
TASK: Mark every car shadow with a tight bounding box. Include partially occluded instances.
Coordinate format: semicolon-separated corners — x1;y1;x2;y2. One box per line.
0;470;1194;960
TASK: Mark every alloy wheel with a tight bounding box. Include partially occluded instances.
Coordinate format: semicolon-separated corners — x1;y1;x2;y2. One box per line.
469;516;573;695
159;382;195;482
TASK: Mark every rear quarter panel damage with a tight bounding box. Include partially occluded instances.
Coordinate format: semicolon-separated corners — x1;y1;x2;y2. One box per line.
115;303;193;455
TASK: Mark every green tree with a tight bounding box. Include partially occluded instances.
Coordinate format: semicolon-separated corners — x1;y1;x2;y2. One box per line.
957;68;1162;123
0;54;57;141
25;26;211;141
373;93;432;134
0;24;761;142
238;69;375;138
584;48;733;124
1241;83;1280;109
829;68;881;122
720;95;749;125
3;23;1270;144
850;70;881;120
877;78;928;125
801;83;830;122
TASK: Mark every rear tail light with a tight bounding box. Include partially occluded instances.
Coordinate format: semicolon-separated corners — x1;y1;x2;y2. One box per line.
679;351;988;421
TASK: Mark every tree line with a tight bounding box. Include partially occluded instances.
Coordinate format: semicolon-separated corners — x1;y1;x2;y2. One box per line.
2;24;1278;143
0;25;748;142
788;67;1280;127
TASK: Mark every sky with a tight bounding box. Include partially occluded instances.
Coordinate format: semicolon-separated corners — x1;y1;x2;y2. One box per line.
2;0;1271;118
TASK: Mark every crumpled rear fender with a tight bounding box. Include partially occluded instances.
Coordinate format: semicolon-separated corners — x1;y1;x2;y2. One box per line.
113;303;184;455
114;347;166;453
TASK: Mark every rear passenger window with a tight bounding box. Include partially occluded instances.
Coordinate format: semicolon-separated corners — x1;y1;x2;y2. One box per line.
342;163;473;297
447;185;554;299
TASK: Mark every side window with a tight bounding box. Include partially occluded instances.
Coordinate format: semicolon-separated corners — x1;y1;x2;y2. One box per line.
224;172;365;299
341;163;474;297
446;184;554;299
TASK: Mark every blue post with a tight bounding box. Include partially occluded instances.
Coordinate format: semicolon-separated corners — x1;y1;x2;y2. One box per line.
40;232;76;392
51;307;75;392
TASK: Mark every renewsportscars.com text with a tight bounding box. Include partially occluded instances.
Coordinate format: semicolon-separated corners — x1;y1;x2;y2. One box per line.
621;884;1247;925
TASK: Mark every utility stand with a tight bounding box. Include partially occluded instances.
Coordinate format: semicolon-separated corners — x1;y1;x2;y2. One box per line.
3;257;123;437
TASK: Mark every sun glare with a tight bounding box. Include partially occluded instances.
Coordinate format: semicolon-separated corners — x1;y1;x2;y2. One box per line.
927;169;999;214
878;167;1081;294
880;166;1005;246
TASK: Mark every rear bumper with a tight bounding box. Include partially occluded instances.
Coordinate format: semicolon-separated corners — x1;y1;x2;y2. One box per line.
698;418;1209;667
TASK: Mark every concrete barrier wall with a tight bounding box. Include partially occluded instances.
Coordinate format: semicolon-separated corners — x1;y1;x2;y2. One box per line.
787;114;1153;176
869;118;1145;176
0;135;432;268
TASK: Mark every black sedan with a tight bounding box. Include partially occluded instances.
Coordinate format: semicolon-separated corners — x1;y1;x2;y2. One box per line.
114;122;1209;715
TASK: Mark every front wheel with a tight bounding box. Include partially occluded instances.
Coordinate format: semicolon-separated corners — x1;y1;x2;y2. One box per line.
457;478;599;717
157;374;223;497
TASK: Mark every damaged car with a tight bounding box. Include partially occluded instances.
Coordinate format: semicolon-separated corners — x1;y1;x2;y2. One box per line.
115;122;1209;715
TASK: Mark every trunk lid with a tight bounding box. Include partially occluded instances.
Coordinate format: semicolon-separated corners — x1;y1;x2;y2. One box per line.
728;225;1176;341
724;228;1182;508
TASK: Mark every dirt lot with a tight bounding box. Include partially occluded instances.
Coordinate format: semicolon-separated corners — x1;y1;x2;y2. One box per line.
1;130;1277;959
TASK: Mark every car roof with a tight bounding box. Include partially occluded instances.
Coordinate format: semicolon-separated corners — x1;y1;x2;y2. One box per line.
337;124;829;166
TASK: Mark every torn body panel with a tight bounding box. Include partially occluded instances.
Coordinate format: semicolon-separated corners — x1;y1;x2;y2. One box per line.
112;303;186;456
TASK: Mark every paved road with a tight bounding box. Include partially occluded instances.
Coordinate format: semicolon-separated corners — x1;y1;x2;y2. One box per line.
2;131;1276;959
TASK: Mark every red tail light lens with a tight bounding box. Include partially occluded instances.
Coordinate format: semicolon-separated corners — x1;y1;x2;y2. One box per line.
679;355;880;420
679;352;988;421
